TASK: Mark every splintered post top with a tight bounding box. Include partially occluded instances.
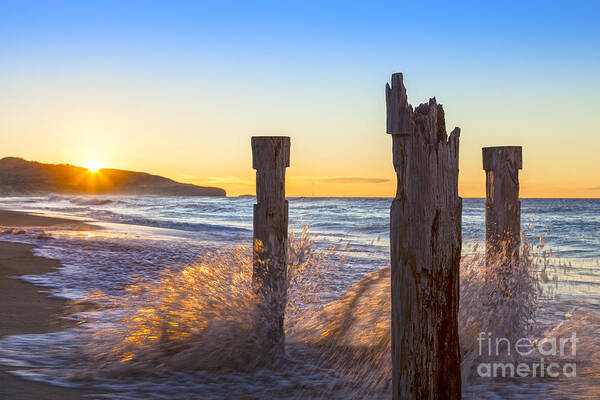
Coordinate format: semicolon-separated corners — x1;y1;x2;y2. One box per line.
386;72;412;135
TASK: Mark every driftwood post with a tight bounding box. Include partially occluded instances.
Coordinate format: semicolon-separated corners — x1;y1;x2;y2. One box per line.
386;73;462;399
482;146;522;267
251;136;290;361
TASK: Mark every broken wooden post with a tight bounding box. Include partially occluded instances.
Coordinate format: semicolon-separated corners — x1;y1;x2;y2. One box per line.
482;146;522;267
386;73;462;399
251;136;290;361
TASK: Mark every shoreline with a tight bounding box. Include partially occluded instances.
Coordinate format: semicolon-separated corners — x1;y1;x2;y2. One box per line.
0;210;102;399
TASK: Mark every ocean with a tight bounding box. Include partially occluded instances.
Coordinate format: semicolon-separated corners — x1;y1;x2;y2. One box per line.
0;195;598;399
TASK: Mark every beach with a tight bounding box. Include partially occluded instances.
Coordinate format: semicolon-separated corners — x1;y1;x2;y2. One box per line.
0;210;99;399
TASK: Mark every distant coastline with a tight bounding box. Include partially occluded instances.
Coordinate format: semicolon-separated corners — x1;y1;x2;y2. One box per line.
0;157;226;197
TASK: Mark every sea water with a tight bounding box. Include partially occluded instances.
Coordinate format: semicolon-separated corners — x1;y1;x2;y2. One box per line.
0;196;598;399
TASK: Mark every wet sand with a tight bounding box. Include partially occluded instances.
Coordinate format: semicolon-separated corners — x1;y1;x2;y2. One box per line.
0;209;98;230
0;210;102;399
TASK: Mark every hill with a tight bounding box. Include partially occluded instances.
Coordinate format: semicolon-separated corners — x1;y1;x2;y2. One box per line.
0;157;226;196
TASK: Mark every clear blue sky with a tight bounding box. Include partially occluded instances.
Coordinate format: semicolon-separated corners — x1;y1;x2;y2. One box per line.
2;1;599;196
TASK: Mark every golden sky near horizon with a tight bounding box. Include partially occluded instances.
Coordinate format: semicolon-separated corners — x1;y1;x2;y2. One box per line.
2;88;599;199
3;71;599;198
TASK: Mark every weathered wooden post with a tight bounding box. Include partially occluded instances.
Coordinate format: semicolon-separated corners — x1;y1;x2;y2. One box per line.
251;136;290;361
386;73;462;399
482;146;522;267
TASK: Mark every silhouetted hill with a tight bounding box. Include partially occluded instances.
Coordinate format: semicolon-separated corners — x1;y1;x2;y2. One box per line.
0;157;226;196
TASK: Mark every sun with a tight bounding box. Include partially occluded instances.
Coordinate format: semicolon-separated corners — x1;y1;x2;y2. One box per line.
86;160;103;173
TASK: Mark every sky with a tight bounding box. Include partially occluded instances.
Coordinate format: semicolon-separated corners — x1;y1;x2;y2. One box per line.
1;0;599;197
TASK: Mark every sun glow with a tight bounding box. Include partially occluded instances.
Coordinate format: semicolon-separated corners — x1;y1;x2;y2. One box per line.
86;160;103;173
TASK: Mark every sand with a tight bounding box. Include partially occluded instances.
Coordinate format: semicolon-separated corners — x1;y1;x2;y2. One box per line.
0;210;104;399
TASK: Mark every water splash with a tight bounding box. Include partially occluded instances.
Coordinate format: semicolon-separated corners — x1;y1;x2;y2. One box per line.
78;246;261;374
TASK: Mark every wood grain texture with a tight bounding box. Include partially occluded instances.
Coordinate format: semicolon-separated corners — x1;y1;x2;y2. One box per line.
482;146;522;267
251;136;290;361
386;73;462;399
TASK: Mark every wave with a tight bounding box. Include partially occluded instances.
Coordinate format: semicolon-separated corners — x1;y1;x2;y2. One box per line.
69;197;115;206
85;209;251;236
45;194;124;206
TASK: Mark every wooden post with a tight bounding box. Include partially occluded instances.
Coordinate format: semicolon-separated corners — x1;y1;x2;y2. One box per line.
482;146;522;267
251;136;290;361
386;73;462;399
